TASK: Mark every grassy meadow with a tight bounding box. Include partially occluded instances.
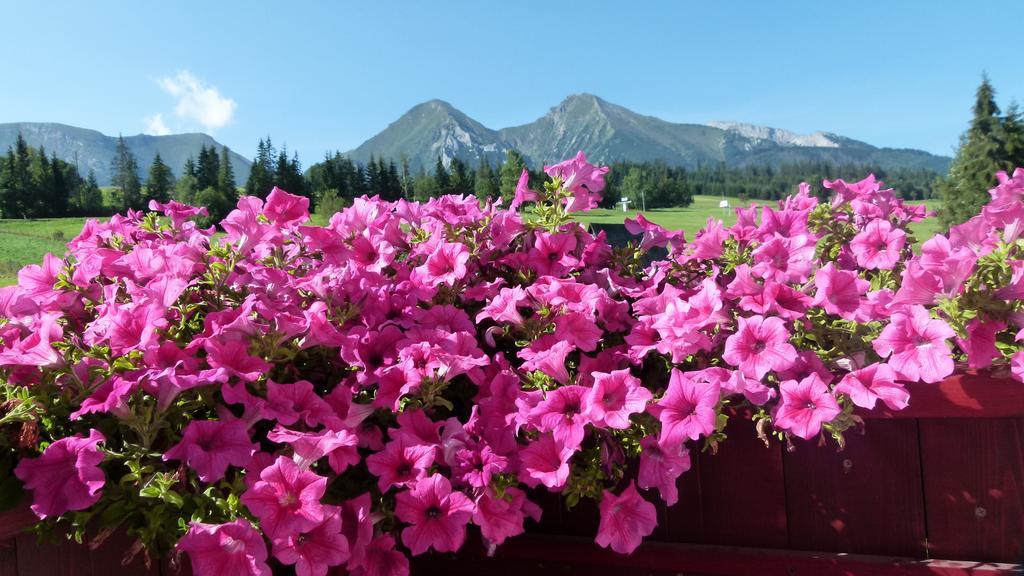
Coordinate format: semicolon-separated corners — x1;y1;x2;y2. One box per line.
0;195;943;287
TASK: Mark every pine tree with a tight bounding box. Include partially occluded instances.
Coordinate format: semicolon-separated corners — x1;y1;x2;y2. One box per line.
939;76;1024;227
474;157;498;199
110;135;141;211
79;170;103;215
498;149;528;203
144;153;175;204
433;156;450;197
217;146;236;197
195;145;221;191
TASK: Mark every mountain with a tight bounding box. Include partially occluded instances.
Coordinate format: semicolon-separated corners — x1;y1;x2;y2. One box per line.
345;94;951;173
0;123;251;186
346;100;511;170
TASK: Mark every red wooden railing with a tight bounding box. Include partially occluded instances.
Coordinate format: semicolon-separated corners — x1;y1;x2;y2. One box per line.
1;371;1022;575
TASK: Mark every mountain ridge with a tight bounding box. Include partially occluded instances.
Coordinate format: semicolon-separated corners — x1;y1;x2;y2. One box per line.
345;93;951;173
0;122;251;186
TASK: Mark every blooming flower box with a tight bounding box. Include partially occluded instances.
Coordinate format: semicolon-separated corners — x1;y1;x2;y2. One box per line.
2;373;1021;574
2;154;1024;576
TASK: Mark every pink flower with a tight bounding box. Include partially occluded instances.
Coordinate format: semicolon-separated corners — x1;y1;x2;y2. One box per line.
955;318;1006;370
585;369;652;429
595;481;657;555
413;241;471;287
394;474;475;555
266;426;360;475
834;363;909;411
14;429;106;519
518;337;573;384
272;508;350;576
263;187;310;226
204;339;272;382
511;169;540;210
544;151;608;212
350;534;409;576
529;385;592;449
1012;351;1024;383
722;315;796;379
178;520;270;576
473;487;535;548
637;436;691;506
774;374;841;439
648;368;720;444
872;305;955;384
850;219;906;270
518;432;573;490
366;437;436;492
164;419;257;482
526;232;578;276
240;456;327;539
813;263;868;319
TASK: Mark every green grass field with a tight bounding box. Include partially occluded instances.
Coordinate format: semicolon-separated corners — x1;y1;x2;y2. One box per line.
0;195;943;287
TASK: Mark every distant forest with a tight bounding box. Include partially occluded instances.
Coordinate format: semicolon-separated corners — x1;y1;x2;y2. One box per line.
0;133;941;221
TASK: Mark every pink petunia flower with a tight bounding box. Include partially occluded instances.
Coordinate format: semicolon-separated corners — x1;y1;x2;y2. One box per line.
178;519;270;576
164;419;257;483
637;436;692;506
850;219;906;270
585;369;652;430
872;305;955;384
529;385;592;449
394;474;475;555
648;368;720;444
349;534;409;576
544;151;609;212
813;263;869;319
955;318;1007;370
774;374;841;439
240;456;327;539
518;432;574;490
722;315;796;379
272;507;350;576
472;487;536;549
834;363;909;411
266;426;360;474
14;429;106;519
413;242;470;287
365;437;436;492
595;481;657;555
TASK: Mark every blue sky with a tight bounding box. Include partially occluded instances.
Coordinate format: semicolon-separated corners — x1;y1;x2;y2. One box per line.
2;1;1020;162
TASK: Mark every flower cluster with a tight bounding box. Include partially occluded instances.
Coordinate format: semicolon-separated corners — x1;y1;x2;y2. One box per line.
2;152;1024;576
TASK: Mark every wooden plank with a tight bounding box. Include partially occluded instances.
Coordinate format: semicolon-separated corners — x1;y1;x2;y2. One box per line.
412;535;1023;576
861;373;1024;420
919;417;1024;562
15;532;92;576
660;451;703;543
0;506;35;541
783;418;927;556
0;541;16;576
697;414;788;548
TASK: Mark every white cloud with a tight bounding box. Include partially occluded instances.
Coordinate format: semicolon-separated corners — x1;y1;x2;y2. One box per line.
157;70;236;131
145;113;171;136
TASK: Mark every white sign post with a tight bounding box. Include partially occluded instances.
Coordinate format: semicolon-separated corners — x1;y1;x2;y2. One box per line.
619;197;632;212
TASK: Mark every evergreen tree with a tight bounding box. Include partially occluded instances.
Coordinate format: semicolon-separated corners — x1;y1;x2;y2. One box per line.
245;137;277;200
195;145;221;191
498;149;528;203
449;158;471;195
400;154;413;199
79;170;104;215
144;153;175;204
217;146;236;197
939;76;1024;227
110;135;141;211
0;134;33;217
433;156;450;197
474;158;498;199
